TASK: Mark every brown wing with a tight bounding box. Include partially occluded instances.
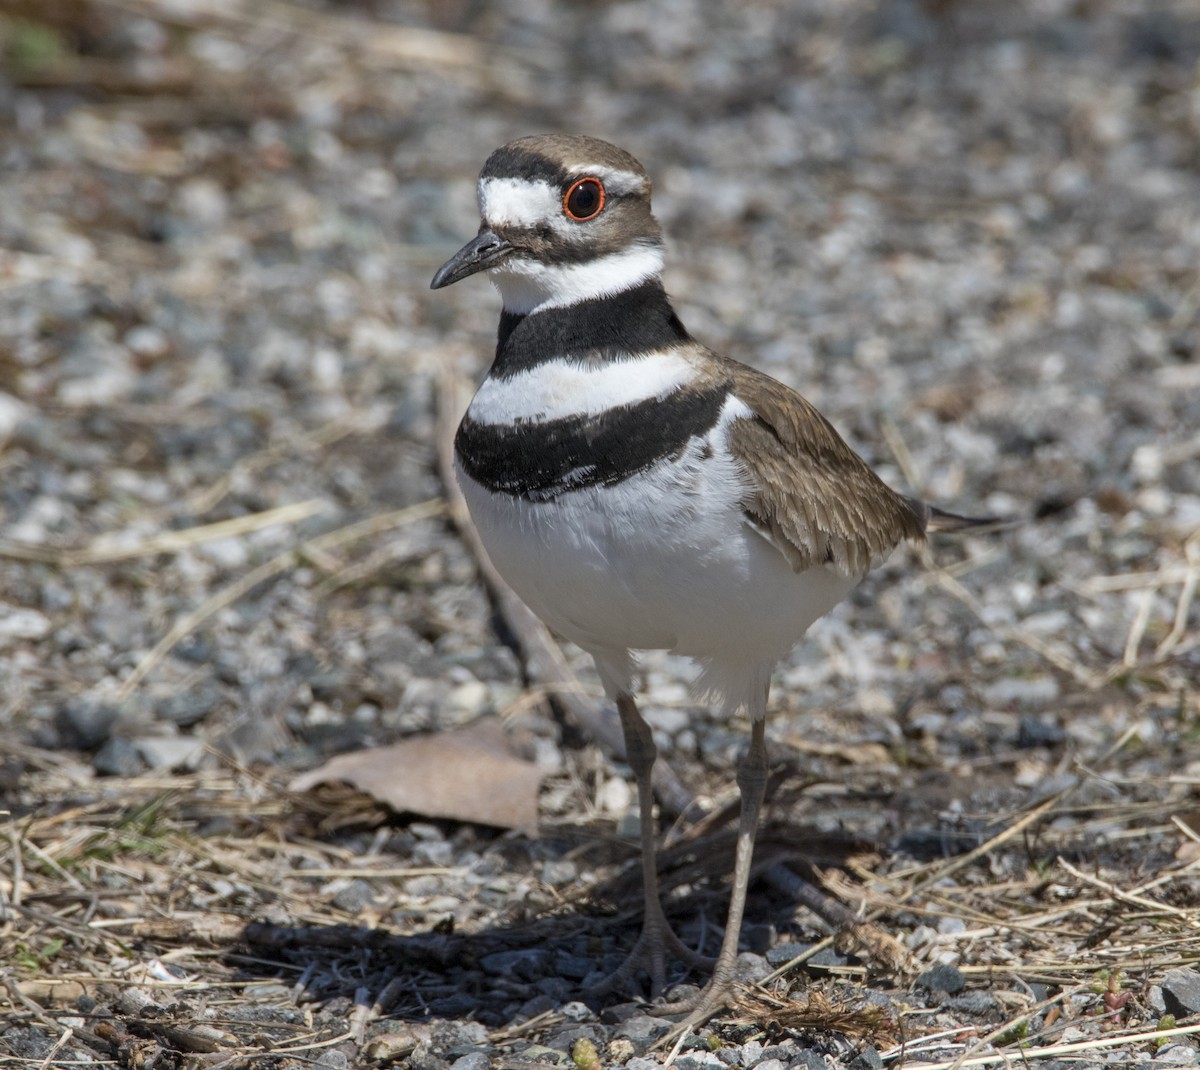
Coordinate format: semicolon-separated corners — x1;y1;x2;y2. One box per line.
721;357;926;578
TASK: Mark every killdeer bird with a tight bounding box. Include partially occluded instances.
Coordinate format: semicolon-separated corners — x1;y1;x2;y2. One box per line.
432;134;992;1025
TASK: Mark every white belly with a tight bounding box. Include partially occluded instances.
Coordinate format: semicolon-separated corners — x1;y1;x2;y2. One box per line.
455;431;856;714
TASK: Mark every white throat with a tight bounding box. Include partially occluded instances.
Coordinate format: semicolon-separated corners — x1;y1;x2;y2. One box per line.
490;242;664;315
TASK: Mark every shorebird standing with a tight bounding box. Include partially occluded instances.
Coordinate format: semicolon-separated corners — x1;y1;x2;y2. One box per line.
432;134;992;1025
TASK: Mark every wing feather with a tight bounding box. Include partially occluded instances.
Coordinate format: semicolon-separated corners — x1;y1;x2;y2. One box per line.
719;358;926;577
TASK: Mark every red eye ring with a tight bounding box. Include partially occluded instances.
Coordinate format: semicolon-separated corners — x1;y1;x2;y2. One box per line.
563;177;606;221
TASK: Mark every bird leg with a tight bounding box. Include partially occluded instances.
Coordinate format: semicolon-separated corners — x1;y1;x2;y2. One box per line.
594;692;714;998
656;714;768;1028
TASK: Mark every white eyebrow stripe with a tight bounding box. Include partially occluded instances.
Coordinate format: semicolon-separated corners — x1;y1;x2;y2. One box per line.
567;166;647;196
478;177;559;228
466;348;699;425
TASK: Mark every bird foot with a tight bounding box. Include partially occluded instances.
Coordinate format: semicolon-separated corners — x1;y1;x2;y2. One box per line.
652;976;737;1059
592;917;715;1000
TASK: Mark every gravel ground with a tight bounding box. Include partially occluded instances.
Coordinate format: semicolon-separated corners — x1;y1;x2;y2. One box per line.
1;1;1199;1067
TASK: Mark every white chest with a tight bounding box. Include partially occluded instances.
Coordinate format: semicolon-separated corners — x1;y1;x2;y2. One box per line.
455;392;856;714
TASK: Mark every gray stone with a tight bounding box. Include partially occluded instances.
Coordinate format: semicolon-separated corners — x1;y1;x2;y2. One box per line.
739;1040;763;1065
766;943;807;967
664;982;703;1005
516;994;557;1020
982;675;1060;708
516;1046;572;1067
410;1044;450;1070
1155;1046;1200;1067
0;606;51;641
1017;714;1066;748
331;879;375;914
848;1047;883;1070
57;698;120;749
313;1052;349;1070
158;687;219;727
554;952;595;980
735;951;770;983
806;946;851;970
540;858;577;885
134;735;205;771
478;948;549;979
945;991;999;1015
559;1001;593;1022
674;1053;725;1070
1162;968;1200;1017
450;1054;491;1070
93;738;144;777
916;962;965;995
429;1020;489;1054
612;1014;672;1048
426;994;479;1018
533;976;571;1001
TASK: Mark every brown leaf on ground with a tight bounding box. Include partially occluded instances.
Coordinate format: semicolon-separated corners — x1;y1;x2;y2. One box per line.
290;718;543;834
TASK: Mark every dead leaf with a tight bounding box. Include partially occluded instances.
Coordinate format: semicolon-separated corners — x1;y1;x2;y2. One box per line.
290;718;543;834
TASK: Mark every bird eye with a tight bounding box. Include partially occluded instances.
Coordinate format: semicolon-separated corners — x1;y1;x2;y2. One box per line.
563;177;605;221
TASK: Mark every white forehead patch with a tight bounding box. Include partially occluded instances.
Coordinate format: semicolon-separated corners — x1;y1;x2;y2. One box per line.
478;168;647;230
478;177;559;228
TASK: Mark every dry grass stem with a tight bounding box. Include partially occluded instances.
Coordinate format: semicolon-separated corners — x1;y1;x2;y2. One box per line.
0;499;330;566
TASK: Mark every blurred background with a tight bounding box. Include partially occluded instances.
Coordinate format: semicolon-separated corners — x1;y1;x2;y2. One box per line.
1;0;1199;1059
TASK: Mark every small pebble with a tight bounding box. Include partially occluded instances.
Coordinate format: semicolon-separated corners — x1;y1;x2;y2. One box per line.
1162;968;1200;1018
331;879;375;914
981;676;1061;709
560;1001;594;1022
0;606;51;642
159;688;220;727
541;858;577;886
1017;714;1067;748
56;697;120;749
1155;1044;1200;1066
916;963;966;995
612;1014;672;1048
134;736;206;771
673;1052;725;1070
93;738;144;777
478;948;549;979
944;991;999;1015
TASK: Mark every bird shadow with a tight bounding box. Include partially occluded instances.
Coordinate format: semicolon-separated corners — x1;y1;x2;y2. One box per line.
222;809;872;1028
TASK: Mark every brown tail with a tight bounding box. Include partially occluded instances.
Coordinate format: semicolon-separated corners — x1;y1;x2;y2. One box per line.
907;498;1015;535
